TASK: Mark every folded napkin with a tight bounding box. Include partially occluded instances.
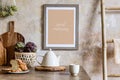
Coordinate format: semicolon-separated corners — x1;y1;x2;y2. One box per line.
114;39;120;64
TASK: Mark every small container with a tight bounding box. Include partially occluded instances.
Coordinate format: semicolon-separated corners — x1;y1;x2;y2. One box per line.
69;64;80;76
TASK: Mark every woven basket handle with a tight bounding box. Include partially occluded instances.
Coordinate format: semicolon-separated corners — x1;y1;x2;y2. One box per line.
36;55;44;65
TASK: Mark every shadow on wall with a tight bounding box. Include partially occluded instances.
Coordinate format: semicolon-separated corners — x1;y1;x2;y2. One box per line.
82;0;102;74
107;43;114;59
40;5;44;50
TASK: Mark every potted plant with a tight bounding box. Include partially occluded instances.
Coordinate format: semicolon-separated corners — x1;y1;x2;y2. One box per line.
0;5;18;17
15;42;37;67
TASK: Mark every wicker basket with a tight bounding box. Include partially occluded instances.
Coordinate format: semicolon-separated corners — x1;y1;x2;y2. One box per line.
15;52;36;67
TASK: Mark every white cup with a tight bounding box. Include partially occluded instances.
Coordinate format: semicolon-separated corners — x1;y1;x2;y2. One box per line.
69;64;80;76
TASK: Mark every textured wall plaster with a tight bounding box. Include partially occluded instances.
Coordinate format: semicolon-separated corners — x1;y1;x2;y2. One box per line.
0;0;120;80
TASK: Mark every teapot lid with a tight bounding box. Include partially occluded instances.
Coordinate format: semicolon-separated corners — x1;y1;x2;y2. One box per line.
46;48;54;55
49;48;54;53
49;48;52;51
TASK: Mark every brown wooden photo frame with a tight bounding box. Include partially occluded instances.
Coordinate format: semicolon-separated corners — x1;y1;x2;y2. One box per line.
43;4;79;50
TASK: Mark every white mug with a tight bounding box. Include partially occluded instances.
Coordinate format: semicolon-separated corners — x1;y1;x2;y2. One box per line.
69;64;80;76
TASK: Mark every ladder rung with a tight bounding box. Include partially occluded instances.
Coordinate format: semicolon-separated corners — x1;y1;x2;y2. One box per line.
105;7;120;10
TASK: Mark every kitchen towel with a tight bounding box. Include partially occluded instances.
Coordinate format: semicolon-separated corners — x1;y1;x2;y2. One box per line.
114;39;120;64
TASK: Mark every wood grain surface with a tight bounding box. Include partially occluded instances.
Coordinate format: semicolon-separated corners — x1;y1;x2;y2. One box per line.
35;66;66;71
0;36;6;65
1;21;25;65
0;66;90;80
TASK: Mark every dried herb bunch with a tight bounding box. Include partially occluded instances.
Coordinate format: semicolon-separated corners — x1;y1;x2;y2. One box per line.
0;5;17;17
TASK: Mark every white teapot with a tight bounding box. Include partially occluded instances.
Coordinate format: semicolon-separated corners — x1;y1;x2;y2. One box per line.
37;49;60;66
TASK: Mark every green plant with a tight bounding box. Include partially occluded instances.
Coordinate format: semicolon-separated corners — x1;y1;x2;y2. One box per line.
0;5;18;17
15;42;37;53
15;42;25;52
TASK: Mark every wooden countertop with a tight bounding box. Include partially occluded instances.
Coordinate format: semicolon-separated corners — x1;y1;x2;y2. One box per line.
0;66;90;80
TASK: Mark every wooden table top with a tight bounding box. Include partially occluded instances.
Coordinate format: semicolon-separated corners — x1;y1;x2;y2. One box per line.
0;66;90;80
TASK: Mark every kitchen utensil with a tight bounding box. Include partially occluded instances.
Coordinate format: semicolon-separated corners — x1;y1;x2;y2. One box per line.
36;49;60;66
0;37;6;65
35;66;65;71
1;21;25;65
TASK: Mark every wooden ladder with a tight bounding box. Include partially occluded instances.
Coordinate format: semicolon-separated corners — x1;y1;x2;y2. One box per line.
101;0;120;80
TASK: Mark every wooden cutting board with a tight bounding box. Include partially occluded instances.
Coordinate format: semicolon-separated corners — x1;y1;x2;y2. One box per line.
35;66;66;71
0;37;6;65
1;21;25;65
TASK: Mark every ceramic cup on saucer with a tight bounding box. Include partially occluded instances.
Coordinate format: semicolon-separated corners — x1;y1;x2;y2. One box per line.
69;64;80;76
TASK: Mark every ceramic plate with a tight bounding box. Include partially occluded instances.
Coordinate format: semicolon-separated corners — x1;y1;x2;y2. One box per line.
7;70;30;74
